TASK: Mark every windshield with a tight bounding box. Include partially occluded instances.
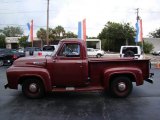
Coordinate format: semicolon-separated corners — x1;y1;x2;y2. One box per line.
43;46;55;51
51;43;60;56
122;47;138;54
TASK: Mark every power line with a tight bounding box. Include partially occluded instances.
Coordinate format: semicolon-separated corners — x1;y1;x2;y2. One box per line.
0;0;23;4
0;9;160;15
0;23;102;30
0;9;58;14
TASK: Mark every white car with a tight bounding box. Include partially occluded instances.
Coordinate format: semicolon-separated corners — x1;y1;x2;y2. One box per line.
38;45;58;56
120;46;143;59
152;50;160;56
87;48;105;58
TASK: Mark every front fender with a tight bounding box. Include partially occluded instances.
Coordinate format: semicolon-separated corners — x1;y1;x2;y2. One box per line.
103;67;143;90
6;66;52;91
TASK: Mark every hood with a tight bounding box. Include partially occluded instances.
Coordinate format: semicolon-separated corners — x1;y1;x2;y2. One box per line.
13;56;47;67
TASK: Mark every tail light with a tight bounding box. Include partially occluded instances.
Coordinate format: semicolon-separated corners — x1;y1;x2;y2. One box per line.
13;54;18;59
38;52;42;56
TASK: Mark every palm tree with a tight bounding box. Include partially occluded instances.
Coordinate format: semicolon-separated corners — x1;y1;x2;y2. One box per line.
54;26;65;39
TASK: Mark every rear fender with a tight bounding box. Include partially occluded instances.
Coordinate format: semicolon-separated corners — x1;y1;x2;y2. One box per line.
103;67;143;90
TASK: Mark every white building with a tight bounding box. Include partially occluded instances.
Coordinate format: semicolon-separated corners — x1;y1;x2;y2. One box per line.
86;39;102;50
144;38;160;51
5;37;20;49
5;37;41;49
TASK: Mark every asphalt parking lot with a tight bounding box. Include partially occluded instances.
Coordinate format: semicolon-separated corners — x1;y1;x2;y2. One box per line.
0;64;160;120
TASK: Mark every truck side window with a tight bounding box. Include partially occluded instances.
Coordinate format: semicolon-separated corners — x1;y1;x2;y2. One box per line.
58;43;80;57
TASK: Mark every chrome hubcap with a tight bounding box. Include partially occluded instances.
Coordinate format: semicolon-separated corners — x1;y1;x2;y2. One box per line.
118;82;126;91
29;83;38;93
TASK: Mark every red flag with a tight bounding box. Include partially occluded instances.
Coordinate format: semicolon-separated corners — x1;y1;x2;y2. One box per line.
30;20;33;42
83;19;86;41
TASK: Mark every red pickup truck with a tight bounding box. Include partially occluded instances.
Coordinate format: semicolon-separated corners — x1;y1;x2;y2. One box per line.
5;39;153;98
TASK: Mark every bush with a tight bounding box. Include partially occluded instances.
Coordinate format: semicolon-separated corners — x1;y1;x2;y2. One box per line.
0;34;6;48
138;41;154;54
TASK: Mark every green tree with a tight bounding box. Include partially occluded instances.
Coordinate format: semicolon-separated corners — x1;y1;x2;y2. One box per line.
49;28;56;41
18;36;30;48
2;26;23;37
65;31;77;38
37;28;57;45
149;28;160;38
138;41;154;54
37;28;47;44
54;25;65;39
0;34;6;48
98;22;135;52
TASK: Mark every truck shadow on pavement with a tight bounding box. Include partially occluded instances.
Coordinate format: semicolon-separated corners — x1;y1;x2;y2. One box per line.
1;90;160;120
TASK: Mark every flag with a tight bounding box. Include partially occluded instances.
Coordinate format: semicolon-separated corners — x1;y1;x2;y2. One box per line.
27;20;33;42
78;19;86;41
135;19;143;42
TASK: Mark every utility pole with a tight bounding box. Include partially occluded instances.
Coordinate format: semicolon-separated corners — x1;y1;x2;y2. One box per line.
136;8;143;52
46;0;49;45
135;8;139;46
136;8;139;21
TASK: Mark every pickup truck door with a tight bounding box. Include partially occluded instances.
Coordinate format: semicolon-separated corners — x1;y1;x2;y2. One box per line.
51;43;86;87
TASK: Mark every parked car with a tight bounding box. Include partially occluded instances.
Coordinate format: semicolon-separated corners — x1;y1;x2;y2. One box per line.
120;46;143;59
11;49;25;57
38;45;58;56
152;50;160;56
0;49;24;66
87;48;104;58
24;47;42;56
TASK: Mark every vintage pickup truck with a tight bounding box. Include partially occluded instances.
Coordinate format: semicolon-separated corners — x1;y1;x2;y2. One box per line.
5;39;153;98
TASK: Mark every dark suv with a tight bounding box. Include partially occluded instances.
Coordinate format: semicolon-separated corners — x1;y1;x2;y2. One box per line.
0;49;24;66
24;47;42;56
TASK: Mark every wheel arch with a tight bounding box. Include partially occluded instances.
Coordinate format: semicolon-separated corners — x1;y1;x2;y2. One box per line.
18;74;52;92
103;67;143;90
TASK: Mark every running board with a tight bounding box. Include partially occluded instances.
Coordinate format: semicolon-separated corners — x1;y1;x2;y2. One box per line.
52;86;104;92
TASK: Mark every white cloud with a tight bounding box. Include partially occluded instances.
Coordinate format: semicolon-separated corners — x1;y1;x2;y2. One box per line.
1;0;160;37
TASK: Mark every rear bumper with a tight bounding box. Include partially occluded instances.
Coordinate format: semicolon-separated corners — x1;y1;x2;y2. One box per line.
145;73;154;84
145;78;153;84
4;84;9;89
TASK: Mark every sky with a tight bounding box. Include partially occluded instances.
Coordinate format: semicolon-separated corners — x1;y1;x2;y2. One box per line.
0;0;160;38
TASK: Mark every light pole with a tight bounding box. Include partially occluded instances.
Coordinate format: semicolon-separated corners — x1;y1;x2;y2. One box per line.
46;0;49;45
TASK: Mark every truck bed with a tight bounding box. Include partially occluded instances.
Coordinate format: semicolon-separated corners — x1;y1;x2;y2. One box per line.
88;57;150;86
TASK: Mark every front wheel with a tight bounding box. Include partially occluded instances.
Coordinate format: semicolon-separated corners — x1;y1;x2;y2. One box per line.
110;76;133;98
22;78;45;99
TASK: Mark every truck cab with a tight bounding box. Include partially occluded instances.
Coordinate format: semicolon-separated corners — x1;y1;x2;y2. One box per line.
47;39;88;87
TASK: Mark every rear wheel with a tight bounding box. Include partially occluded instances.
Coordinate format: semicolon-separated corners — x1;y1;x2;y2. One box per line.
0;60;4;66
96;54;101;58
22;78;45;99
110;76;133;98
